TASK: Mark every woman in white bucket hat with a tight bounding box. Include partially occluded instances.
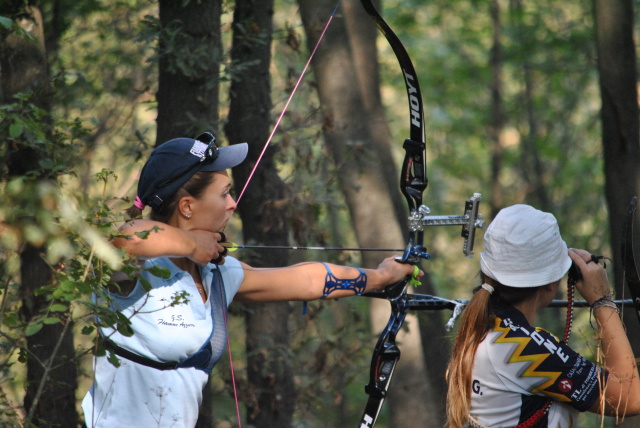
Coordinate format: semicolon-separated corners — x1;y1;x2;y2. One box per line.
446;204;640;427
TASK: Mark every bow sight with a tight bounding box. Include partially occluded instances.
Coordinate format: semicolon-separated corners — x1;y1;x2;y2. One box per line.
403;193;486;263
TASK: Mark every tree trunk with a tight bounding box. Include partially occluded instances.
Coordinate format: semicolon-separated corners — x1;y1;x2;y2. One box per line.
156;0;222;143
510;0;551;212
488;0;505;219
0;3;78;426
594;1;640;425
155;1;226;424
21;246;78;428
510;0;563;330
341;0;408;231
298;1;432;425
225;1;296;427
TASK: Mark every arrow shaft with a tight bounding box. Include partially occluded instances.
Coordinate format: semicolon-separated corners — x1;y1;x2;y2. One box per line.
220;243;403;252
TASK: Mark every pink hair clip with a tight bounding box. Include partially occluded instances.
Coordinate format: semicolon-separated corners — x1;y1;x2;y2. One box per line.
133;196;146;210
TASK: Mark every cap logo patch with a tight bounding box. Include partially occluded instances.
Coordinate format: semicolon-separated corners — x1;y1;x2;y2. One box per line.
190;141;209;160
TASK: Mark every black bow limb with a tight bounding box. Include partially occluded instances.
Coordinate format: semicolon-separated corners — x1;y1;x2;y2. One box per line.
356;0;429;424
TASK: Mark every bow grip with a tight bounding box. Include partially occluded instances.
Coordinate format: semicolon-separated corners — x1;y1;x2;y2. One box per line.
364;341;400;398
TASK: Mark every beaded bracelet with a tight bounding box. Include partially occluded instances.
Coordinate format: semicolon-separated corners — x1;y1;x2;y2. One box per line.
591;295;620;315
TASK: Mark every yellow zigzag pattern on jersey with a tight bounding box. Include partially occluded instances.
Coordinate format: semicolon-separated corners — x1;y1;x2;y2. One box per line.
492;318;570;402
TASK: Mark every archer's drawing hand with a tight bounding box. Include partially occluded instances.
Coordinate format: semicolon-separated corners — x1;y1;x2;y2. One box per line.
568;248;612;304
185;230;227;266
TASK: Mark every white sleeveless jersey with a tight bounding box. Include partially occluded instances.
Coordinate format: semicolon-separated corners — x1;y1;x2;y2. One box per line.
469;306;602;428
82;256;244;428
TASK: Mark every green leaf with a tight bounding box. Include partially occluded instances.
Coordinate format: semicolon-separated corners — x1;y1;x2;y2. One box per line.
139;277;153;293
0;16;13;30
38;158;55;170
17;349;27;363
146;265;170;279
60;280;76;292
3;312;19;328
42;317;61;325
117;322;134;337
94;344;106;357
81;325;95;335
25;322;43;336
134;225;163;240
107;352;121;368
134;230;150;239
50;304;68;312
139;278;152;292
9;123;24;138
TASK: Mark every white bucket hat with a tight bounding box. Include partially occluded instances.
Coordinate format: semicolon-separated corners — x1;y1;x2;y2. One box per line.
480;204;572;288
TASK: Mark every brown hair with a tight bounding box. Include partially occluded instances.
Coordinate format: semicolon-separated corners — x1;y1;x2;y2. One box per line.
125;171;216;222
445;273;539;428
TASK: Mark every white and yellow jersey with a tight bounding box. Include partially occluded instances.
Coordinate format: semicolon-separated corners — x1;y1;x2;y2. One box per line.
469;306;603;428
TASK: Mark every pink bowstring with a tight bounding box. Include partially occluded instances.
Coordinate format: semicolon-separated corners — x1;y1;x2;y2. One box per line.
219;283;243;428
235;3;340;205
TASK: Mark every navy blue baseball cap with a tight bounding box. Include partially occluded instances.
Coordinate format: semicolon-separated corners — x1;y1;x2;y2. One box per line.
135;132;248;210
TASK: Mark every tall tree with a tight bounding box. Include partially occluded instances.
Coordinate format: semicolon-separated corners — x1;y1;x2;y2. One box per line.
156;0;222;143
155;1;225;424
341;0;407;229
0;2;77;426
225;0;296;426
488;0;505;219
594;1;640;425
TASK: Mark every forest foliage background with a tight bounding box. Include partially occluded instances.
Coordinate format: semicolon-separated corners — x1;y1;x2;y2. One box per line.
1;0;639;427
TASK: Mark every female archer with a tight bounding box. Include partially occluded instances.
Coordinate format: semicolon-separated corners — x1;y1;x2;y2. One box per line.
446;204;640;427
82;132;419;428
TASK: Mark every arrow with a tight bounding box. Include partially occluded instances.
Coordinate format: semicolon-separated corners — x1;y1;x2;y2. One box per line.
219;242;405;253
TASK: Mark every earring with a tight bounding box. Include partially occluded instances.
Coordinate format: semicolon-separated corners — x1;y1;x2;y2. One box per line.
185;213;192;219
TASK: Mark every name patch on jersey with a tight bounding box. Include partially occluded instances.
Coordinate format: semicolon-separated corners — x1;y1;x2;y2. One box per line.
503;317;569;363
